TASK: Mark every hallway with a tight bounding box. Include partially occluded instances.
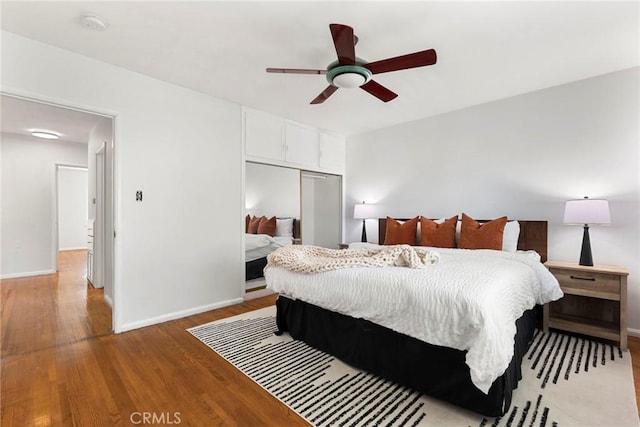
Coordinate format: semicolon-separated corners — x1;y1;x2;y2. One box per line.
1;250;112;358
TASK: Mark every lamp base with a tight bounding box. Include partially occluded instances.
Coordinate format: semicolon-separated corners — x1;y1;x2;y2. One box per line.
579;225;594;266
361;219;367;243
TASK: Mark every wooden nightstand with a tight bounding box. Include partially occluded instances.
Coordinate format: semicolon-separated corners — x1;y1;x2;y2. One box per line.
543;261;629;350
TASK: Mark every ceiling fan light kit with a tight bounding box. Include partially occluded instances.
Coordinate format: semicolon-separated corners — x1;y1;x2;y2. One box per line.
266;23;437;104
328;64;372;88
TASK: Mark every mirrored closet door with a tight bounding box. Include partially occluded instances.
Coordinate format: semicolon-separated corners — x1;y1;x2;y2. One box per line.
244;162;342;294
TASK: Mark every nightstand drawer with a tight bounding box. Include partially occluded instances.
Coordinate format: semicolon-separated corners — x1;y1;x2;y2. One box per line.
550;269;620;298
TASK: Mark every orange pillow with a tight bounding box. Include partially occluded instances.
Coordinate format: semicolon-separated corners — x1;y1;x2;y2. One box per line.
247;216;262;234
257;216;277;236
384;216;419;245
458;213;507;250
420;216;457;248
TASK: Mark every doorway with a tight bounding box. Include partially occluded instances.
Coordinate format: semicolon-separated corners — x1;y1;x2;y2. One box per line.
301;172;342;249
56;165;88;253
1;93;116;331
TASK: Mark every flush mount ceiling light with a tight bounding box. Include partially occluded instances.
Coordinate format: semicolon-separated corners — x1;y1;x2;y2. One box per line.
31;131;59;140
82;14;108;31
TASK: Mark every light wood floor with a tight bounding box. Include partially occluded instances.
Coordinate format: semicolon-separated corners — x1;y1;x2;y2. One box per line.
1;250;638;426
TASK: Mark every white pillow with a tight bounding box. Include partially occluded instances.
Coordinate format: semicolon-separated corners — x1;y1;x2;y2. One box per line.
502;220;520;252
275;218;294;237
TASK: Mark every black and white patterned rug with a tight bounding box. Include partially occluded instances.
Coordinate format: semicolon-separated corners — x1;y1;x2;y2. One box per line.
188;306;639;427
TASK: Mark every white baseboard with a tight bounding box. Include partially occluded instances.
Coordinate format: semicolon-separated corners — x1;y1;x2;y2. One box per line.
103;293;113;308
628;328;640;338
1;269;56;279
59;247;88;252
119;297;244;333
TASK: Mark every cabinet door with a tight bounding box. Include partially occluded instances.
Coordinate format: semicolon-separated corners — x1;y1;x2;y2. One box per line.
319;132;345;173
244;109;284;161
285;122;318;168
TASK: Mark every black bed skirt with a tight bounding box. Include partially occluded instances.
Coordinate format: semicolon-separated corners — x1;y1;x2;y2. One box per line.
245;257;268;281
275;296;536;417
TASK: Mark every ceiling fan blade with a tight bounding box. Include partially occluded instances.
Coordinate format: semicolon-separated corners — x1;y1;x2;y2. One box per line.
360;80;398;102
266;68;328;75
310;85;339;104
329;23;356;65
365;49;437;74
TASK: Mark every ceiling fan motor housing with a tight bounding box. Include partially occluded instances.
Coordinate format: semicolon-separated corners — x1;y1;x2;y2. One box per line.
326;60;372;88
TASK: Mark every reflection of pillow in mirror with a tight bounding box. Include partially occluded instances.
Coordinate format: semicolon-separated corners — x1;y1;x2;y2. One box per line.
258;216;277;236
247;216;262;234
384;216;419;245
276;218;294;237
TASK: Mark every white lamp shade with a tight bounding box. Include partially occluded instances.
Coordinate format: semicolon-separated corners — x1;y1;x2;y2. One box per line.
563;199;611;225
353;203;376;219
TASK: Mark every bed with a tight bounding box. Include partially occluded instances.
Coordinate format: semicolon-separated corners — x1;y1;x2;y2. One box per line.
245;217;300;281
265;218;561;416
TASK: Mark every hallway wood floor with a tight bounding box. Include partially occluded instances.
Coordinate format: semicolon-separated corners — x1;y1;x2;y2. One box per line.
1;250;638;426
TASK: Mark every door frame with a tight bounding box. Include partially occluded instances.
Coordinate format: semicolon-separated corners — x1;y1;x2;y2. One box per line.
2;91;120;333
94;143;106;288
53;164;88;261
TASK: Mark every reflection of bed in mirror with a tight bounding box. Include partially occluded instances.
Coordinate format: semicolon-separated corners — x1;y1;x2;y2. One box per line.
245;216;300;290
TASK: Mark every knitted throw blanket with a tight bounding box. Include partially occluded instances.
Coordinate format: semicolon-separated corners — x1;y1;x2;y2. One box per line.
266;244;439;274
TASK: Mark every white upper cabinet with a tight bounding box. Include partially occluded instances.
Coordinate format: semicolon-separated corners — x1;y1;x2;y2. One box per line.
244;109;284;162
243;107;345;174
284;122;318;169
319;132;346;173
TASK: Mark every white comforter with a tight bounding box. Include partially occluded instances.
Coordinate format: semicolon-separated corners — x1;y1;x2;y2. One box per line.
265;247;563;393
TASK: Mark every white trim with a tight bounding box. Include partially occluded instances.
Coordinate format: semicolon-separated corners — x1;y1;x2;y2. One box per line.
103;293;113;309
1;270;56;279
119;298;244;332
628;328;640;338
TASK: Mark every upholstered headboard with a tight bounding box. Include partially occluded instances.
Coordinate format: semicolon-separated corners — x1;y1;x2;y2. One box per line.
378;218;548;262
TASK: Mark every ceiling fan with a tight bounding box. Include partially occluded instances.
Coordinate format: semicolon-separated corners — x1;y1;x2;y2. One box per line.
266;23;437;105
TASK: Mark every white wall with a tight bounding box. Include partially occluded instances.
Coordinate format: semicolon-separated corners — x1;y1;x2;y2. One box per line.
2;31;244;331
245;162;300;218
57;166;88;251
1;133;87;277
345;68;640;332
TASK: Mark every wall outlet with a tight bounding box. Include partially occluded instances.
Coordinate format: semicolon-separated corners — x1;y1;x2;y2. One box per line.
136;191;143;201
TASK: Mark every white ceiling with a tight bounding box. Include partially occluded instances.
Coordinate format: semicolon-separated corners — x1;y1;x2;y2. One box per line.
1;94;103;144
1;1;638;136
